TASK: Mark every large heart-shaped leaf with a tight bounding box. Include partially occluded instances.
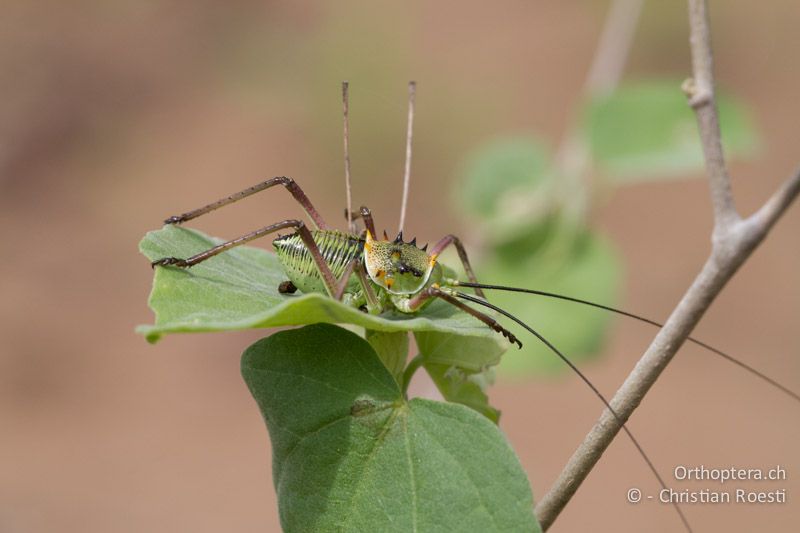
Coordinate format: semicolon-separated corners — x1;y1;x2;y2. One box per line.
242;324;539;532
138;225;507;370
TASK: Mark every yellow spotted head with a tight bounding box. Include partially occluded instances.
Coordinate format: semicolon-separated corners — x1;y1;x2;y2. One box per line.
363;230;437;294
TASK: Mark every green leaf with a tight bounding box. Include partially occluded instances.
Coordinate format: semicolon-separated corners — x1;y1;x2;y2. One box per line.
424;362;500;423
138;225;506;373
481;230;622;376
456;136;554;225
490;214;564;261
414;327;506;373
366;330;408;383
585;80;759;181
242;324;539;533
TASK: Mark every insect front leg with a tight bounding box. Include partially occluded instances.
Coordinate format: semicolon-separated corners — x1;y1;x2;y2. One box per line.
353;262;381;313
332;258;360;301
152;219;340;298
400;285;521;348
428;235;485;298
163;176;328;229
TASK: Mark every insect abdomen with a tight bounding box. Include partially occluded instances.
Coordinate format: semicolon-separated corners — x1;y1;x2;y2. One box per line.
273;230;364;294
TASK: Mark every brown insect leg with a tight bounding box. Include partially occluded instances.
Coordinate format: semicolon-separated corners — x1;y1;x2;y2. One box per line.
429;235;485;298
405;286;520;348
163;176;327;229
152;219;339;298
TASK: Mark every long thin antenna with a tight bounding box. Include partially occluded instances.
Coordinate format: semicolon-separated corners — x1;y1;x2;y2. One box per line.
343;81;355;232
398;80;416;234
454;291;692;533
456;281;800;404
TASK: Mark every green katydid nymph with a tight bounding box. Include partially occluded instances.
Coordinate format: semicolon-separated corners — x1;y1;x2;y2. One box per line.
151;173;522;348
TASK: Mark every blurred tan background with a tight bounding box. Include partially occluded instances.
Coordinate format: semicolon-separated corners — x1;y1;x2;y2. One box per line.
1;1;798;531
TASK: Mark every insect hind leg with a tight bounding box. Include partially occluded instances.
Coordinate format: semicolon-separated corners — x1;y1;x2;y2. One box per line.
163;176;327;229
152;219;340;298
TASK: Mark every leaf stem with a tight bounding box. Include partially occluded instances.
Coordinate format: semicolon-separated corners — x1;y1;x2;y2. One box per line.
401;354;425;397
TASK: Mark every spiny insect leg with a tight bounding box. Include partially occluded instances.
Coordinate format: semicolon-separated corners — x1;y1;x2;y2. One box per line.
405;286;521;348
163;176;327;229
152;219;340;298
429;235;485;298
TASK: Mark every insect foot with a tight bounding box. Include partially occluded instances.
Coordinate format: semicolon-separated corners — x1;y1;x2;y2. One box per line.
151;257;190;269
496;326;522;349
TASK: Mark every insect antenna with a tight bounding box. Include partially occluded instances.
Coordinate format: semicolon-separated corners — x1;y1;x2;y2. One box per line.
455;281;800;404
342;81;355;232
398;81;416;234
452;290;693;533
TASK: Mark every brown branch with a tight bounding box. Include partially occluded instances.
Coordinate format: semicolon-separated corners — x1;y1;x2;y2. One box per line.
534;1;800;530
682;0;738;228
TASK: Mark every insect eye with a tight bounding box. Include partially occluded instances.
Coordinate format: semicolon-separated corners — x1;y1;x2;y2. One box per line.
397;263;422;277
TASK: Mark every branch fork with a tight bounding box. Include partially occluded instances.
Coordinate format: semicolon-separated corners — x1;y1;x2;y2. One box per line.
535;1;800;530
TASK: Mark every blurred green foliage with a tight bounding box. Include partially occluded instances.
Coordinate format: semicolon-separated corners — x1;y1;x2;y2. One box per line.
454;79;758;377
458;137;552;221
585;81;759;181
480;230;621;375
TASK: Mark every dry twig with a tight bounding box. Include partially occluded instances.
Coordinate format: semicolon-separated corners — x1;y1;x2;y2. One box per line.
535;0;800;530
